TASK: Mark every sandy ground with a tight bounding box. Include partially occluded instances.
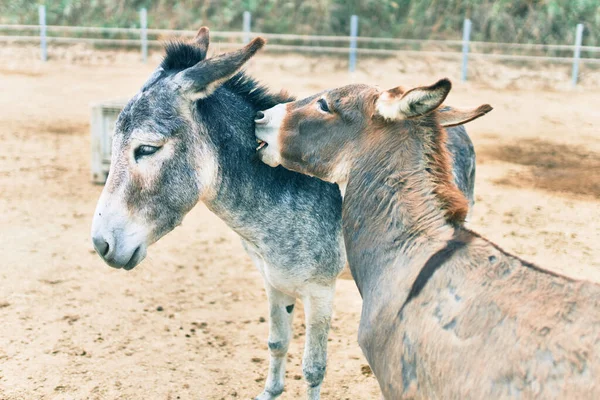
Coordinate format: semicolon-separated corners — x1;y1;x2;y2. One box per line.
0;45;599;399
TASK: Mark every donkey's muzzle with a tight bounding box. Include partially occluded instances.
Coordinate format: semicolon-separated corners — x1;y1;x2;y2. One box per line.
93;235;110;257
91;231;146;270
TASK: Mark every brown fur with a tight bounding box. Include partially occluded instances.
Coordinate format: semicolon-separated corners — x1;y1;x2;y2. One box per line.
427;123;469;224
367;105;469;226
344;111;600;398
362;225;600;399
387;85;406;97
436;104;493;128
193;26;210;59
371;80;471;226
263;79;600;398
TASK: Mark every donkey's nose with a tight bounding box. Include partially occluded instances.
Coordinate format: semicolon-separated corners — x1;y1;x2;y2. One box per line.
92;235;110;257
255;110;268;124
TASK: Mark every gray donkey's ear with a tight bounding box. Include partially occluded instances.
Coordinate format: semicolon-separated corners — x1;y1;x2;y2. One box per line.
193;26;210;60
376;79;451;120
175;37;266;100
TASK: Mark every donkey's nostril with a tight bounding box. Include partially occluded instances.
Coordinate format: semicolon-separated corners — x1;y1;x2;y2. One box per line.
93;236;110;257
255;111;266;123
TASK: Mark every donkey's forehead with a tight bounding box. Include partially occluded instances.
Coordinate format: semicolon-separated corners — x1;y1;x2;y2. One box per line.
322;84;376;113
326;84;375;100
116;85;187;140
290;84;374;109
140;67;167;92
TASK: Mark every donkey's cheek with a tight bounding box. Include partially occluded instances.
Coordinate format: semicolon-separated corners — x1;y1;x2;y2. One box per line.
139;159;200;243
129;170;153;191
193;145;219;201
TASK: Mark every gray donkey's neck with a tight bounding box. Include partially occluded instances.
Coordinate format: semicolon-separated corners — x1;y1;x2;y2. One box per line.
197;85;343;271
342;126;456;301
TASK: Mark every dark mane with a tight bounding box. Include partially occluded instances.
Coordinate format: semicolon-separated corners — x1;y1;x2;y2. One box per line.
420;115;470;225
224;72;295;111
464;228;575;281
161;41;207;71
161;41;295;109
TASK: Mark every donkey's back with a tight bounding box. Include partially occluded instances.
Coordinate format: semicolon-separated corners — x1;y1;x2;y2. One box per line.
365;229;600;399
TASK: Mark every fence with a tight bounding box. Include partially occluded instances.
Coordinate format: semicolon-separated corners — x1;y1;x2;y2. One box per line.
2;6;600;87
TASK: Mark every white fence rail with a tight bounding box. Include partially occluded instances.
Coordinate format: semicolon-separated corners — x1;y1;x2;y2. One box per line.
2;6;599;86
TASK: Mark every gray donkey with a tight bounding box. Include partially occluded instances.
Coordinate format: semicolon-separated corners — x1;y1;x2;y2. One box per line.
91;28;476;399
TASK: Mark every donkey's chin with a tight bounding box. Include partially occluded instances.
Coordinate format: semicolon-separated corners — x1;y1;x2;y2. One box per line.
257;147;281;168
123;245;147;270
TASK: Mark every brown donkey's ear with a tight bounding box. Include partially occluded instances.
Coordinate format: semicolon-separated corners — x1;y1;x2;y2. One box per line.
193;26;210;59
376;78;452;121
436;104;493;127
176;37;266;100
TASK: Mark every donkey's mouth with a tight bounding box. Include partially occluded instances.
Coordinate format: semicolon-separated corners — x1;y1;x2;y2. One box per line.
256;139;268;151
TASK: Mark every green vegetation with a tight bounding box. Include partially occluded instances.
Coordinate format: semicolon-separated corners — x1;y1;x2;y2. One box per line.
1;0;599;45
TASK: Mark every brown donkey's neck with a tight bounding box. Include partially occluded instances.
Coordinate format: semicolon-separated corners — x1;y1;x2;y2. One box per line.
342;115;468;297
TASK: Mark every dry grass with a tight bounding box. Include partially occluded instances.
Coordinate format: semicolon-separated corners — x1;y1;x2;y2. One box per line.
0;67;43;77
483;139;600;198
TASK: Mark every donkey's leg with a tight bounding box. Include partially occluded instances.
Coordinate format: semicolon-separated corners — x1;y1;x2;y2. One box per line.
302;283;336;400
256;283;296;400
241;242;295;399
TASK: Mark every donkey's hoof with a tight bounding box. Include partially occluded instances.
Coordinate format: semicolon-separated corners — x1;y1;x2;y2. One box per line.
254;394;276;400
255;388;283;400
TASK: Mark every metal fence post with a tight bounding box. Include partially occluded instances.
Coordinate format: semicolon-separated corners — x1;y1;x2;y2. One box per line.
91;104;104;184
39;5;47;61
571;23;584;87
349;15;359;73
461;18;471;82
243;11;251;44
140;8;148;63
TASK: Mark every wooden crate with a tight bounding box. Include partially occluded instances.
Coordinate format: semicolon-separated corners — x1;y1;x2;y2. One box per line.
90;100;127;184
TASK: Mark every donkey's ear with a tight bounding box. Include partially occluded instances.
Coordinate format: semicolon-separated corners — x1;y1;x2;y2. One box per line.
193;26;210;60
436;104;493;127
375;78;451;121
176;37;266;100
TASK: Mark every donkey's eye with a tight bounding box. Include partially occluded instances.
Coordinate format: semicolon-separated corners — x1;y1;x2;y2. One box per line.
317;98;330;113
134;145;161;161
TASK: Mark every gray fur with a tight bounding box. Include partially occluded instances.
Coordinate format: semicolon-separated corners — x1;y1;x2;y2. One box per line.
444;124;476;210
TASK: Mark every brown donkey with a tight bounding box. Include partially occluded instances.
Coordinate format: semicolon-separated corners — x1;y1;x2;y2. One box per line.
254;79;600;399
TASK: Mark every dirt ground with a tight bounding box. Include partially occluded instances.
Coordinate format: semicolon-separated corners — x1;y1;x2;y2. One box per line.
1;45;599;400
